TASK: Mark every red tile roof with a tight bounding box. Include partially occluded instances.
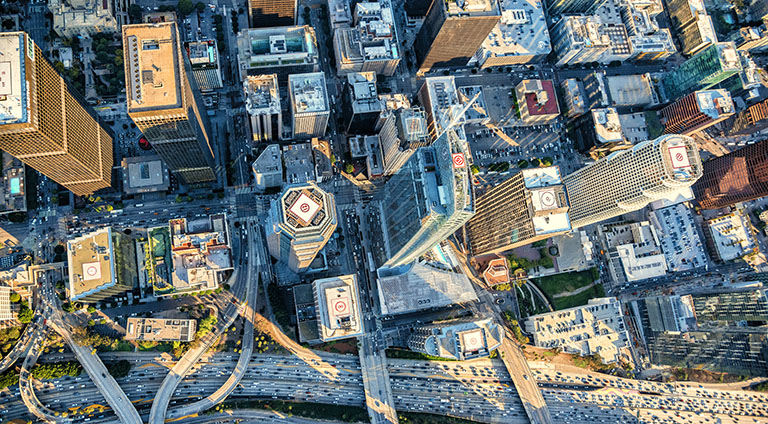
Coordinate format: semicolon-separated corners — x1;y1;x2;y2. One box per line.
524;80;559;116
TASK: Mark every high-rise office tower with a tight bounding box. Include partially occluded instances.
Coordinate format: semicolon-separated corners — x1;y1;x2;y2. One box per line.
333;0;402;76
248;0;297;27
659;89;734;137
468;166;571;256
661;42;742;101
343;72;383;134
123;22;217;184
378;128;474;268
418;76;467;141
0;32;113;196
236;26;320;83
289;72;330;139
379;107;430;176
265;182;337;273
546;0;602;14
666;0;717;56
414;0;501;72
244;74;282;144
564;135;702;229
692;139;768;209
727;98;768;136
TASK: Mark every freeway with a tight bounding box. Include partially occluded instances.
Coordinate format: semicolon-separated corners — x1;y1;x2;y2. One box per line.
0;308;46;374
5;353;767;424
148;217;248;424
18;326;66;423
358;334;399;424
163;218;261;420
39;268;144;424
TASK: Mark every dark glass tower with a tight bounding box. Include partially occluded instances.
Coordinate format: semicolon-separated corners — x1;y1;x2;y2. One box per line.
693;139;768;209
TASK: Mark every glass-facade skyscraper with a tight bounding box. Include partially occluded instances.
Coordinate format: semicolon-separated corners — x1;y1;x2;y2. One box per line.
661;42;742;101
378;129;474;267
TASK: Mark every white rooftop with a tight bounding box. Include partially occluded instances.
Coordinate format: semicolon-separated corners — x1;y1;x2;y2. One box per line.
314;275;363;341
0;33;28;125
616;243;668;281
695;89;733;120
290;72;329;114
479;0;551;58
708;211;758;261
244;74;280;115
522;166;571;235
592;108;623;144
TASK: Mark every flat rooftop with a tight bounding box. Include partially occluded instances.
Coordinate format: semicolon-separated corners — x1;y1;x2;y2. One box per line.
125;317;196;342
458;86;489;122
592;108;623;144
695;89;734;120
121;155;170;194
67;227;116;300
185;40;218;67
708;211;757;261
168;214;232;292
252;144;283;176
237;26;319;69
314;275;363;341
377;261;478;315
123;23;184;112
348;72;382;114
649;203;707;272
0;32;28;125
483;258;509;286
280;183;333;230
422;318;503;360
518;79;559;116
443;0;500;16
282;143;314;184
423;76;465;132
606;74;654;106
522;166;571;235
244;74;280;115
480;0;550;59
289;72;329;114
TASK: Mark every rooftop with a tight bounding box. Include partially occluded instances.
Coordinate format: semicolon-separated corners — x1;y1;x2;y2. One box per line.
482;258;509;286
335;0;400;63
289;72;329;114
279;183;334;230
422;76;465;133
605;74;655;106
525;297;630;364
252;144;283;177
458;85;489;123
377;261;478;315
0;33;28;125
694;89;734;120
123;23;184;112
478;0;550;59
591;108;623;144
167;214;232;293
347;72;382;114
314;275;363;341
244;74;280;115
0;152;26;213
644;294;696;333
443;0;501;16
237;26;318;70
517;80;559;116
67;227;117;300
649;203;708;272
419;318;503;360
282;143;314;184
121;155;170;195
522;166;571;235
707;211;758;262
185;40;218;68
125;317;196;342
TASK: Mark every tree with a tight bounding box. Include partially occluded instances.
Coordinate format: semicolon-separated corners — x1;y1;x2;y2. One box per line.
177;0;195;16
17;302;32;323
195;2;206;12
541;156;554;166
107;360;132;378
128;4;142;23
517;160;528;169
531;158;540;167
87;319;96;327
470;164;480;175
8;293;20;303
0;369;19;389
87;305;96;314
344;163;355;174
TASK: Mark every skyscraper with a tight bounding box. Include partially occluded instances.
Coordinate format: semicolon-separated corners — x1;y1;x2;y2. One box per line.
244;74;282;144
564;135;703;229
661;42;742;100
659;89;734;136
378;128;474;267
665;0;717;56
692;139;768;209
342;72;383;134
123;22;217;184
414;0;501;72
248;0;297;27
265;182;337;273
289;72;330;139
468;166;571;256
0;32;113;196
727;98;768;136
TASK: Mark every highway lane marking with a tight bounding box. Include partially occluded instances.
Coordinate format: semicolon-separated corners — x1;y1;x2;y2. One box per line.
165;413;199;422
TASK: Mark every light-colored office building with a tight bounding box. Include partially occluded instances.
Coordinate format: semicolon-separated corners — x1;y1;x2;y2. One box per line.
649;203;708;272
458;85;490;125
123;23;216;184
732;25;768;53
407;318;503;360
50;0;121;38
252;144;283;192
550;15;610;67
561;79;588;118
282;142;315;184
0;32;113;196
704;211;759;262
620;0;676;61
525;297;630;364
599;221;668;284
468;166;571;256
67;227;136;303
289;72;330;139
236;26;320;81
121;155;170;195
378;129;474;268
472;0;551;67
266;182;337;273
564;135;703;229
378;103;430;176
313;275;363;341
333;0;401;76
515;80;560;126
244;74;282;144
125;318;197;342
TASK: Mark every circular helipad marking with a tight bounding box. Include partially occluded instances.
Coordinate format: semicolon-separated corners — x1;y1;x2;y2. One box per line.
540;191;556;207
675;152;684;162
300;203;310;213
86;265;98;276
333;300;347;312
453;154;465;167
